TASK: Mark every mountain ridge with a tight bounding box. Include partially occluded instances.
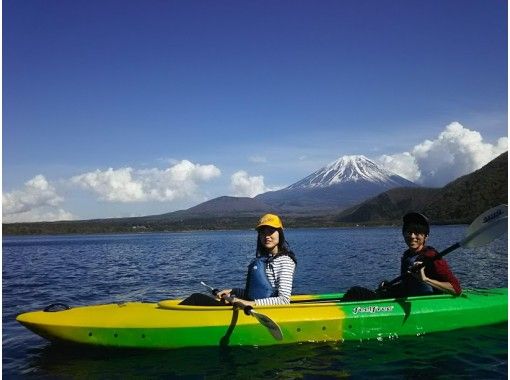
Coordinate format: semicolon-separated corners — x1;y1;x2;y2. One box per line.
337;151;508;224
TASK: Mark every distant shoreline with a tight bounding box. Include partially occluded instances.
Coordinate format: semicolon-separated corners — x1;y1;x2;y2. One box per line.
3;218;471;237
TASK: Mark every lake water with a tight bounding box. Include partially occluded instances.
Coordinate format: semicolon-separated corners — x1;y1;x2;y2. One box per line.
3;226;508;378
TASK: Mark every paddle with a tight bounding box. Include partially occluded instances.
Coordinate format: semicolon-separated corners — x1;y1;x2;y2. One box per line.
200;281;283;341
381;204;508;289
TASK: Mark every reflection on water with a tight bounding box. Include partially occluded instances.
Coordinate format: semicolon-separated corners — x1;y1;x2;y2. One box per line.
18;324;508;379
3;227;508;378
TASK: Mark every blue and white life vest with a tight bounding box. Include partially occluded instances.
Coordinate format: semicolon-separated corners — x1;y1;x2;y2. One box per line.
245;257;277;300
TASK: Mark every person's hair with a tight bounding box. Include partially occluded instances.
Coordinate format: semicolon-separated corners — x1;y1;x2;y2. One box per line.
402;222;429;236
256;228;297;263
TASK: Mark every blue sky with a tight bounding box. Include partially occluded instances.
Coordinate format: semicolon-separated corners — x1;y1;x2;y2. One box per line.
3;0;508;222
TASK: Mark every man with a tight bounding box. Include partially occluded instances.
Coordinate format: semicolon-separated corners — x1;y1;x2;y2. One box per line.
386;212;462;296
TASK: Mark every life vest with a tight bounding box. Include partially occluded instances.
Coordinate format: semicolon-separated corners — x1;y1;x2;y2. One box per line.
245;257;277;300
401;248;435;295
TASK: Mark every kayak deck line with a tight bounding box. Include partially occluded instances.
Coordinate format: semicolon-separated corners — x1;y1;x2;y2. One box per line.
16;288;508;349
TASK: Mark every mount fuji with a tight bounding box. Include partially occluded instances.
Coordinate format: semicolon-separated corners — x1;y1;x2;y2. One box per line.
255;155;417;213
153;155;418;218
287;155;413;189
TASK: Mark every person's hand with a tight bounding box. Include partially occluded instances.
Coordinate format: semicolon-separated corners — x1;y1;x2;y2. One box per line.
410;261;427;282
216;289;256;307
216;289;232;300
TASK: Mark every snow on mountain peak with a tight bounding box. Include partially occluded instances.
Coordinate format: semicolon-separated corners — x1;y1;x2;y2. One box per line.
287;155;409;189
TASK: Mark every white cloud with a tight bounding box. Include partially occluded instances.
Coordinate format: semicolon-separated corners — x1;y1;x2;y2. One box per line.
3;175;74;222
71;160;221;202
377;152;421;182
376;122;508;186
230;171;273;197
4;208;74;223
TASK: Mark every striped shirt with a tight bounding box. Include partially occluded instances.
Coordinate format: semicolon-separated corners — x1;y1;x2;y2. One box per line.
233;255;296;306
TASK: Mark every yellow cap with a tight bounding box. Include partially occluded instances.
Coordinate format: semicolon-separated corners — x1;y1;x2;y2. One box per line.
256;213;283;230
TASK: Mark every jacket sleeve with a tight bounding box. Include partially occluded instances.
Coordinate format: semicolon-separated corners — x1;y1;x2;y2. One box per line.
431;258;462;295
231;288;246;299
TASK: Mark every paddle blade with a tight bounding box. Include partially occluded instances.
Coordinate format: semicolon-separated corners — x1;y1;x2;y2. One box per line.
250;310;283;341
461;204;508;248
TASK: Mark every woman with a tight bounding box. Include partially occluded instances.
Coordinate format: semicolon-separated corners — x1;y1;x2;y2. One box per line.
179;213;296;306
217;213;297;307
395;212;462;296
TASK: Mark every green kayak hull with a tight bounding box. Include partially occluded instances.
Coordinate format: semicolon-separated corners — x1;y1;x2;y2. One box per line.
17;288;507;349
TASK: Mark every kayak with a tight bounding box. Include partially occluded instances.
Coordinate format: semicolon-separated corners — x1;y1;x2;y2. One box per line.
16;288;507;349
